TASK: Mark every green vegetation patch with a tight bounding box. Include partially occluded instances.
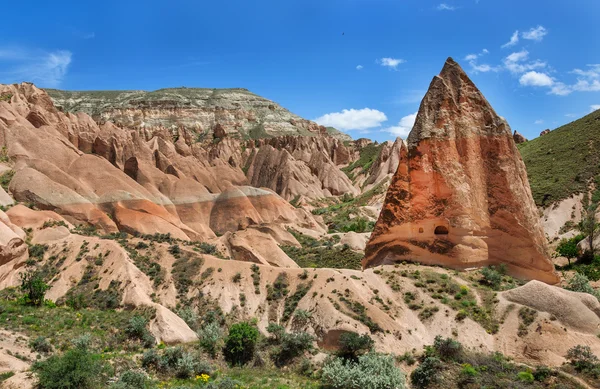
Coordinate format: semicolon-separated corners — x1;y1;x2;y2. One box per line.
281;231;363;270
518;109;600;206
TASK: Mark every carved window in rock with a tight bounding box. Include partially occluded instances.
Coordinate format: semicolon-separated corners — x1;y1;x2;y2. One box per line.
434;226;449;235
418;227;424;233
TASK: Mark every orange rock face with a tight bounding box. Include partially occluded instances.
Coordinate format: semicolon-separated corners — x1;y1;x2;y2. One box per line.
364;58;559;284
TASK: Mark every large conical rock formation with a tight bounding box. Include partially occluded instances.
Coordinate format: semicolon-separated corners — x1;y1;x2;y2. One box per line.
363;58;559;284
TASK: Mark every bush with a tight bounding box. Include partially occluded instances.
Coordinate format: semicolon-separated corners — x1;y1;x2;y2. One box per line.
125;316;155;348
480;266;504;289
223;322;259;366
110;370;152;389
566;345;600;371
517;370;534;383
20;271;49;306
566;273;600;301
177;307;199;330
321;353;406;389
533;366;553;382
271;332;314;367
33;348;110;389
30;336;52;354
432;335;462;362
72;333;92;351
410;357;442;389
198;321;222;357
337;332;374;361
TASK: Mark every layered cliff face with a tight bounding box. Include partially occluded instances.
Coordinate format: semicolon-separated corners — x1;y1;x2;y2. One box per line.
0;83;325;242
45;87;351;141
364;58;559;284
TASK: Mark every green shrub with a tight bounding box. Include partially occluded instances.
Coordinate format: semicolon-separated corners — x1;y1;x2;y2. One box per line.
566;273;600;301
33;348;110;389
30;336;52;354
566;345;600;371
72;333;92;351
110;370;152;389
177;307;199;330
197;321;222;357
223;322;259;366
271;332;314;367
20;271;49;306
337;332;374;361
410;357;442;389
321;353;406;389
125;316;155;348
517;370;534;383
461;363;478;377
432;335;462;361
533;366;553;382
199;242;217;255
29;244;48;260
480;265;504;289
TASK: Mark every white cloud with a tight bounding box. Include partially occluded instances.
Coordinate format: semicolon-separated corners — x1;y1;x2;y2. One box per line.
437;3;455;11
503;50;546;74
534;119;544;124
0;48;72;87
549;82;571;96
501;30;519;48
519;71;554;87
565;113;577;118
522;26;548;41
465;49;498;73
383;112;418;138
571;64;600;79
314;108;388;131
591;105;600;112
356;65;363;70
378;57;406;70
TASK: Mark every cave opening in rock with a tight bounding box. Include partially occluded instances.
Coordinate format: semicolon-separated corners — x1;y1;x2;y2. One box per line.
434;226;449;235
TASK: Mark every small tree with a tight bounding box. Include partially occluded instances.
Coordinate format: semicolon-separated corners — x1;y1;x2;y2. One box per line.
223;322;259;366
580;205;599;258
20;271;49;306
556;236;583;266
337;332;374;361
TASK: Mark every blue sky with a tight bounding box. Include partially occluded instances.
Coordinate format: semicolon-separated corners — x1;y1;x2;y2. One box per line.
1;0;599;142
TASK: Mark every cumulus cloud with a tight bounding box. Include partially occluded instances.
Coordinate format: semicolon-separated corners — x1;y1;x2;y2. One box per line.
519;71;554;87
383;112;417;138
378;57;406;70
502;30;519;48
547;65;600;96
591;105;600;112
314;108;388;131
465;49;498;73
522;26;548;41
356;65;363;70
437;3;455;11
0;47;72;87
503;50;546;74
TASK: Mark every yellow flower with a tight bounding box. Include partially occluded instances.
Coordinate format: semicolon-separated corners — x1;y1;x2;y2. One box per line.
196;373;210;382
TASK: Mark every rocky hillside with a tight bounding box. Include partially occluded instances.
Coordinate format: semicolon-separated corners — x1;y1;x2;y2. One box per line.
518;109;600;207
0;64;599;389
45;87;351;141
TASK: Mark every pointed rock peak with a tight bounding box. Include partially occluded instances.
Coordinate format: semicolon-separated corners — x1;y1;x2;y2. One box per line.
365;58;559;284
407;57;505;148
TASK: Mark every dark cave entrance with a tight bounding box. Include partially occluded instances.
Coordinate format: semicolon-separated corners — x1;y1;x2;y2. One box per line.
434;225;449;235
